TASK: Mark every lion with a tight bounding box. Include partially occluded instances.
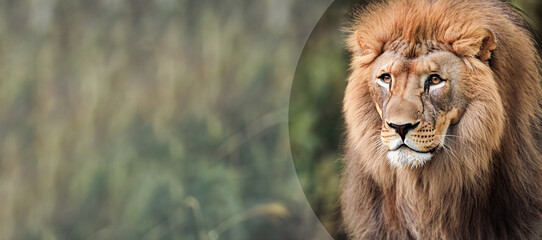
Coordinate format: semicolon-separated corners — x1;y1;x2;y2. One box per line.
340;0;542;239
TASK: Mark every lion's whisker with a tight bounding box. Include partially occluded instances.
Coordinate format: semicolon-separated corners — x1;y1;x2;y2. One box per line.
435;134;463;139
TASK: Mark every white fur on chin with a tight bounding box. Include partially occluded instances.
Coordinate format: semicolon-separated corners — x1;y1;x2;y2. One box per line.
387;147;432;168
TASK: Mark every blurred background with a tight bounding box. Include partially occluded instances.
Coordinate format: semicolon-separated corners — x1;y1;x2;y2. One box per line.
0;0;539;239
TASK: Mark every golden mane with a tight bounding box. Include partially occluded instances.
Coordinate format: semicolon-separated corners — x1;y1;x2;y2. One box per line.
341;0;542;239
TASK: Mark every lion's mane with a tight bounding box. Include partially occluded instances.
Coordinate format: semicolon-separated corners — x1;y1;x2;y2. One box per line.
341;0;542;239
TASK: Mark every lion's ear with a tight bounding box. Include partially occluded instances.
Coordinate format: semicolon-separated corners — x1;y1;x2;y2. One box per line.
452;28;497;61
478;29;497;61
348;30;379;66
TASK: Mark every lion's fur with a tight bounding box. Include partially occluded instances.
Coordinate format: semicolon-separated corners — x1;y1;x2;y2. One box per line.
341;0;542;239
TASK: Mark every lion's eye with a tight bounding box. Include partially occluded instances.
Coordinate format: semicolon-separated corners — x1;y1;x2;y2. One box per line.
429;75;443;85
424;74;445;91
380;74;392;83
377;73;392;89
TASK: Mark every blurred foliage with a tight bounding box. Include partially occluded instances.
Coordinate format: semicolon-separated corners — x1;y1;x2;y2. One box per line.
0;0;539;239
0;0;335;239
290;1;352;238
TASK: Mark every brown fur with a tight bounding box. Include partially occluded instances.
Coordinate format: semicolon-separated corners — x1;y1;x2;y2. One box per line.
341;0;542;239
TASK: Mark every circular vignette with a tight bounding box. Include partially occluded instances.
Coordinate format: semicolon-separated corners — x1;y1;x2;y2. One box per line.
287;1;542;239
288;0;356;239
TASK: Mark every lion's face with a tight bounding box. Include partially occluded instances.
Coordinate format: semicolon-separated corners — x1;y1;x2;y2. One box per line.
371;48;468;168
344;2;505;172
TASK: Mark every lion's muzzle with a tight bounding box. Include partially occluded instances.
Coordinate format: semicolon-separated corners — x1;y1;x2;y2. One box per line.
381;121;441;168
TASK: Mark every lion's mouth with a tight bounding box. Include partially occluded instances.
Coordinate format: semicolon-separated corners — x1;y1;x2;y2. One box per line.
391;144;438;154
387;145;434;168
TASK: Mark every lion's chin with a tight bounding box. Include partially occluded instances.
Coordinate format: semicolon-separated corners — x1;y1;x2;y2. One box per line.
387;146;432;168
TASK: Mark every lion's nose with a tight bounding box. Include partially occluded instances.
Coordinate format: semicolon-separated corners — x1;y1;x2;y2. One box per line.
387;122;420;141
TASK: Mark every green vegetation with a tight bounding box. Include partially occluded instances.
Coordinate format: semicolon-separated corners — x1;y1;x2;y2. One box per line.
0;0;539;239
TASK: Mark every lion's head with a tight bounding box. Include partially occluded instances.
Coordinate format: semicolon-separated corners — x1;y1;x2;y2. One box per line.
369;37;501;168
343;0;510;173
341;0;542;238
